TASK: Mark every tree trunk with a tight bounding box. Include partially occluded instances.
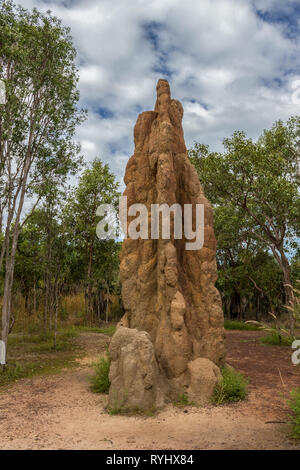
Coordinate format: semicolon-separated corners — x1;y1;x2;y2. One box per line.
1;220;21;363
54;284;59;351
272;243;295;336
33;277;37;314
105;282;110;323
44;272;49;331
1;259;13;361
87;245;93;325
279;248;295;337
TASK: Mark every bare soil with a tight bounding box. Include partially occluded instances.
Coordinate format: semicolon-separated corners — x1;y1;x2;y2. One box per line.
0;330;299;450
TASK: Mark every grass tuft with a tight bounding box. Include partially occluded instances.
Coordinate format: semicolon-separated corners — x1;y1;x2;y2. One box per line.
260;332;293;346
90;355;111;393
288;388;300;440
224;320;259;331
212;366;248;404
173;393;193;407
66;325;116;337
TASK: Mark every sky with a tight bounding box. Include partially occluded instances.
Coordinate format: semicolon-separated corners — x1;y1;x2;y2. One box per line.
17;0;300;187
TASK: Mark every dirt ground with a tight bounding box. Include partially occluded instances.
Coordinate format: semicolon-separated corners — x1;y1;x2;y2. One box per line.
0;330;299;450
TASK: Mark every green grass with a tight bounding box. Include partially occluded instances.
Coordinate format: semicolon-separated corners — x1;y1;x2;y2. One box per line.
90;355;111;393
1;324;116;389
63;325;116;337
260;332;294;346
224;320;260;331
212;366;248;404
29;339;76;353
0;327;109;388
8;325;116;347
288;388;300;440
1;323;116;389
0;355;78;388
1;323;117;389
173;393;193;407
8;329;80;353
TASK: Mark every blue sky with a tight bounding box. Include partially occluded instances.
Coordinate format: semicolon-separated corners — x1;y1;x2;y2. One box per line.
18;0;300;187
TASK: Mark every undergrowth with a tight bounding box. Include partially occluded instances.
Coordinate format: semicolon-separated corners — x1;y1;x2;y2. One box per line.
288;388;300;440
173;393;194;407
1;325;115;388
260;332;294;346
224;321;259;331
212;366;248;404
0;355;78;388
90;354;111;393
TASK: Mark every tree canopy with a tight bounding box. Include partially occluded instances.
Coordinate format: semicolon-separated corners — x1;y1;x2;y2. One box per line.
189;117;300;333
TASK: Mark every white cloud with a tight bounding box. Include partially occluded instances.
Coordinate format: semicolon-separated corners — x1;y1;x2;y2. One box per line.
16;0;300;185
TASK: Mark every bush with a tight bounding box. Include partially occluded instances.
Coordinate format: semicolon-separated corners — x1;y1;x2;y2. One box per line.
212;366;248;404
173;393;193;407
288;388;300;440
224;321;259;331
260;332;293;346
90;355;110;393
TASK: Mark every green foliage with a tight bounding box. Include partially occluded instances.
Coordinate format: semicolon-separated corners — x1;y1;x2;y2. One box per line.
63;158;121;324
247;283;300;345
29;338;75;352
212;367;248;404
0;0;85;363
90;355;111;394
1;322;116;388
288;388;300;440
0;1;85;183
189;122;300;235
65;325;116;337
87;325;116;336
286;280;300;332
0;354;77;388
9;158;122;333
224;320;259;331
189;118;300;331
173;393;193;407
108;405;122;416
260;333;293;346
65;158;120;247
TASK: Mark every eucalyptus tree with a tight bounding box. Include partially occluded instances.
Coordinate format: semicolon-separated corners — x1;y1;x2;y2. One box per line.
190;117;300;335
0;1;85;363
213;204;284;321
64;158;120;324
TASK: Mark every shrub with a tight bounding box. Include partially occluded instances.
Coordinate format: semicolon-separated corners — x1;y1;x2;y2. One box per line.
260;332;293;346
288;388;300;440
247;281;300;342
173;393;193;407
212;366;248;404
224;320;259;331
91;355;110;393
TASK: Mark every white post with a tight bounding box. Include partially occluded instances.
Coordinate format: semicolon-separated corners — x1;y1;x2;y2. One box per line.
0;340;6;366
0;80;6;105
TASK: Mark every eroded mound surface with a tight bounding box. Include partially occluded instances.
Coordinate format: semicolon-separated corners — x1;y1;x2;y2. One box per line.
113;79;225;410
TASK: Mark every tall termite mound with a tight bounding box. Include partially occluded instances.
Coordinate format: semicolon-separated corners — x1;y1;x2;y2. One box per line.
108;79;225;411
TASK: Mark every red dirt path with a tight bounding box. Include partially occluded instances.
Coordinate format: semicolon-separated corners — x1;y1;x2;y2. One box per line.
0;330;299;450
